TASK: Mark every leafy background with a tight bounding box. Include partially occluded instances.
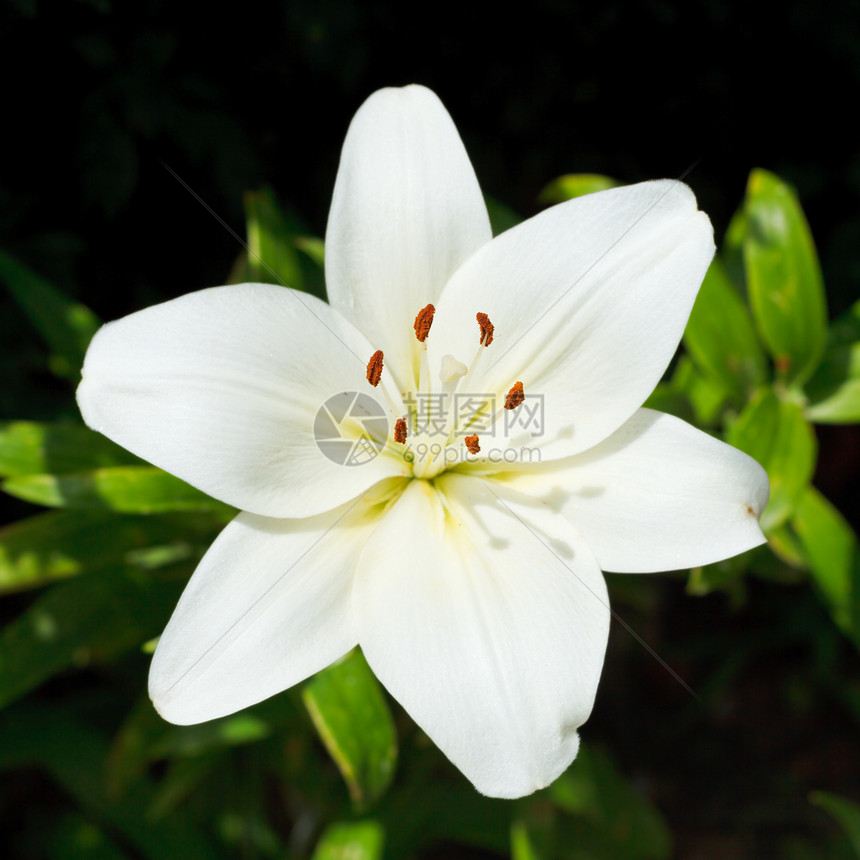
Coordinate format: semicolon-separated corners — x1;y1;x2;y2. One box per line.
1;1;859;858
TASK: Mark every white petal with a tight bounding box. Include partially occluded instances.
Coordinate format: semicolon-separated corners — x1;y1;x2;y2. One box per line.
326;85;492;393
491;409;769;573
149;492;385;724
77;284;405;518
429;181;715;458
354;475;609;798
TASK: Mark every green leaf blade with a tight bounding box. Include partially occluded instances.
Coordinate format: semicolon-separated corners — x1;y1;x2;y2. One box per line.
0;565;186;709
810;791;860;857
485;195;522;236
302;649;397;809
312;820;385;860
743;169;828;386
244;188;305;289
538;173;620;204
727;388;817;532
0;421;142;478
2;466;234;515
0;509;214;594
0;250;101;380
683;257;768;400
547;744;672;859
0;705;223;860
793;487;860;643
805;299;860;423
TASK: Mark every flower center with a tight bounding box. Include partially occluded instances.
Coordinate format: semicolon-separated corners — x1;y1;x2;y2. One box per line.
365;306;525;480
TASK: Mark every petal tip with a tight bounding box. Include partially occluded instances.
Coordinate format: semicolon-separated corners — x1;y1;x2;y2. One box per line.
473;730;582;800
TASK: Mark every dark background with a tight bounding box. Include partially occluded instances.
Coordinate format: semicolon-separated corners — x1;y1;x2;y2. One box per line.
2;0;858;320
1;1;859;857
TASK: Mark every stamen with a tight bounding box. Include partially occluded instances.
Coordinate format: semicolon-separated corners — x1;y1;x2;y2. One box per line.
476;312;494;346
394;418;407;444
453;315;493;422
366;350;384;387
464;434;480;455
505;381;525;410
364;349;402;418
413;304;436;342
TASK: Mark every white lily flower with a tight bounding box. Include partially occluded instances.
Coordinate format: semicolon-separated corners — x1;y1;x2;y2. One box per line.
77;85;769;799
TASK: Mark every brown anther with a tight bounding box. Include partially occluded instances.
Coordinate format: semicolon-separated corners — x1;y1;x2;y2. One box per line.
394;418;408;444
504;381;525;410
476;312;494;346
464;434;480;454
413;304;436;342
366;350;384;387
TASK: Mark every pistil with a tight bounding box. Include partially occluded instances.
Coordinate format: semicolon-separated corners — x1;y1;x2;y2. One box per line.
364;308;527;478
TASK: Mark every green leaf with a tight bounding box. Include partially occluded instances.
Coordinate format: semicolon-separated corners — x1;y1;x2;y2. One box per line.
793;487;860;643
743;169;827;385
687;553;748;607
0;564;187;710
670;356;729;426
243;187;305;288
2;466;234;515
48;814;127;860
511;819;550;860
805;350;860;423
379;781;510;858
810;791;860;857
538;173;619;204
0;249;101;380
827;298;860;348
106;693;300;798
295;235;326;267
0;705;223;860
0;509;215;594
642;383;695;424
547;743;671;859
727;388;817;531
683;257;768;400
765;521;807;569
302;649;397;809
0;421;141;478
805;300;860;423
485;195;522;236
229;191;327;298
722;207;748;291
312;820;385;860
147;753;229;822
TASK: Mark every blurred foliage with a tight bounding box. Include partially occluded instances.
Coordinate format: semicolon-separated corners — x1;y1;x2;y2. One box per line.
1;164;858;858
811;792;860;857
